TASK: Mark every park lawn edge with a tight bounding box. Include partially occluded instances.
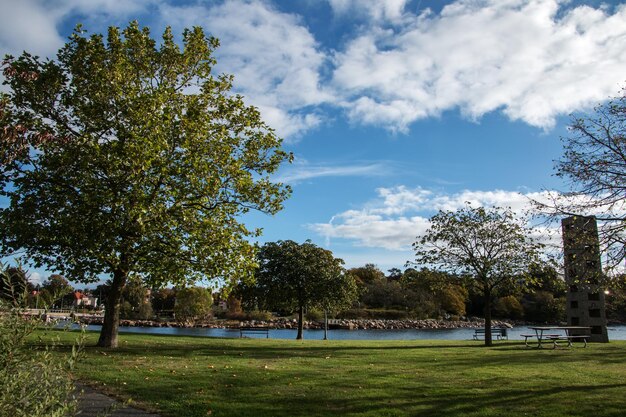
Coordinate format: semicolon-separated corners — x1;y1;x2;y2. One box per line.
38;329;626;417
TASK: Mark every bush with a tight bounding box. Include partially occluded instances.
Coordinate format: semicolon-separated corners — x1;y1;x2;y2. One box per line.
411;301;439;320
0;267;83;417
246;310;273;322
439;285;468;316
305;309;324;322
336;309;369;319
174;287;213;325
522;291;565;323
494;295;524;320
219;309;273;321
336;308;410;320
119;276;153;320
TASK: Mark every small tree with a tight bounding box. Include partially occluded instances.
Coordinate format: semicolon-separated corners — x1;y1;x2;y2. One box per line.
605;274;626;322
0;22;291;347
401;268;468;317
151;288;176;316
174;287;212;326
411;206;543;346
39;275;73;309
255;240;357;339
119;275;153;320
349;264;386;286
494;295;524;320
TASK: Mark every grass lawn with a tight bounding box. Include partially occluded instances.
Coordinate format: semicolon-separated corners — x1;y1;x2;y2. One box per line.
45;330;626;417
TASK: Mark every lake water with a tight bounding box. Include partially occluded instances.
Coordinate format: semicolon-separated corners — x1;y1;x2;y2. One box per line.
81;324;626;341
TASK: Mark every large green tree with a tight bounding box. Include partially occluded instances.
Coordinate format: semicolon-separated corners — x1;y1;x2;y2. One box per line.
254;240;357;339
0;22;291;347
411;206;543;346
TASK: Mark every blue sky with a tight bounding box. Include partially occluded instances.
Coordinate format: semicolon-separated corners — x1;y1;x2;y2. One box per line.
2;0;626;284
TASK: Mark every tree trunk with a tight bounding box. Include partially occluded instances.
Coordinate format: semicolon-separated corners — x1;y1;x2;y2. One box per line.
97;268;127;348
483;287;493;347
296;305;304;340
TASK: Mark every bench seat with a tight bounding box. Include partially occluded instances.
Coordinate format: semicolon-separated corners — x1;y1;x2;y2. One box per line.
547;335;588;348
520;333;560;347
473;328;508;340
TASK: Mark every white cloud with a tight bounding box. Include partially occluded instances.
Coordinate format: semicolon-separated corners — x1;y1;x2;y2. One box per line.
313;210;431;250
0;0;330;139
255;105;323;140
0;0;65;58
331;249;413;271
328;0;410;22
3;0;626;136
332;0;626;131
28;271;43;286
0;0;153;59
159;0;332;140
277;160;389;183
309;186;563;250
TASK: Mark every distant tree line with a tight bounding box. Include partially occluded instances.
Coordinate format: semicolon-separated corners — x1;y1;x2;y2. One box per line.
4;259;626;327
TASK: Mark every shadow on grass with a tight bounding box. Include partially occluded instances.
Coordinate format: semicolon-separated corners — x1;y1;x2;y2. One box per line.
44;331;625;366
57;330;626;417
106;371;626;417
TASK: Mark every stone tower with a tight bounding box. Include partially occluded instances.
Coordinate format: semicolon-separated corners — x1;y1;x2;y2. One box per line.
562;216;609;342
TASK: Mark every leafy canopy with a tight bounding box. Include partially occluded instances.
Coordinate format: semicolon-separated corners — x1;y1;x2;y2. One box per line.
255;240;357;313
0;22;291;288
412;205;543;345
411;205;543;293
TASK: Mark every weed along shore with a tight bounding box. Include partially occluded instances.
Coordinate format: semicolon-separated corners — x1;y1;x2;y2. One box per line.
48;330;626;417
77;316;515;330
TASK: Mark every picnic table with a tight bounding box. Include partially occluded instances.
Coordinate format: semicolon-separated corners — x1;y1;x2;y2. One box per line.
521;326;590;349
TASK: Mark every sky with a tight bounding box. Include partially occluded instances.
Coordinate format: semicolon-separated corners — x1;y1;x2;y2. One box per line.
2;0;626;285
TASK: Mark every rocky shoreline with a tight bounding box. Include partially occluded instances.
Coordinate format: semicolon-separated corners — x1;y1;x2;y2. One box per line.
78;316;516;330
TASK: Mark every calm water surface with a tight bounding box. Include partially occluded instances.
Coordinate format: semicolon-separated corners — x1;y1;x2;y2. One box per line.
82;324;626;341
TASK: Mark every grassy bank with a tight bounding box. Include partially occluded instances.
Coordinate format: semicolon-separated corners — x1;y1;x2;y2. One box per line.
46;331;626;417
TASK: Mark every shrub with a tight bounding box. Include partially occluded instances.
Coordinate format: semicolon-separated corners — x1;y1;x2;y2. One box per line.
119;276;154;320
305;309;324;322
411;301;439;319
494;295;524;320
439;285;468;316
246;310;273;322
336;309;369;319
522;291;566;323
174;287;213;325
336;308;410;320
0;266;83;417
220;309;273;321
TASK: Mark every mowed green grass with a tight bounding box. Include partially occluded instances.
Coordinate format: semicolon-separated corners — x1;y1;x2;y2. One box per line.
45;331;626;417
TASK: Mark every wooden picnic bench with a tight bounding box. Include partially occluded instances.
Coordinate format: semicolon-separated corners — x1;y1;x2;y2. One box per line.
239;326;270;338
524;327;590;348
473;327;508;340
520;333;559;347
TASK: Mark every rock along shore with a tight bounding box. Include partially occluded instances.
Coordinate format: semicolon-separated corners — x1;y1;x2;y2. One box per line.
77;316;515;331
